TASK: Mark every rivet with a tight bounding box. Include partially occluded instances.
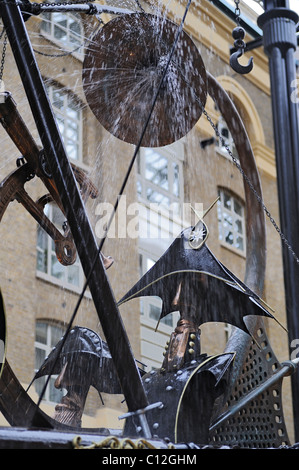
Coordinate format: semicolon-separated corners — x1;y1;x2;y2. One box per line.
189;341;195;348
166;385;173;391
153;423;159;429
188;348;194;355
190;334;196;340
145;377;150;383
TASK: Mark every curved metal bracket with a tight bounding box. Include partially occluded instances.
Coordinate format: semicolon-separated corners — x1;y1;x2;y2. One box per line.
230;48;253;75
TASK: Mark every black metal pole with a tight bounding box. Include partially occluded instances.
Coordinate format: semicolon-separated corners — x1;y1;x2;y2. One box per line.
0;0;149;424
258;2;299;440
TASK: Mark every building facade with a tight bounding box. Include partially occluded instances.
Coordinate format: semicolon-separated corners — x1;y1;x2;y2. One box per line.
0;0;296;443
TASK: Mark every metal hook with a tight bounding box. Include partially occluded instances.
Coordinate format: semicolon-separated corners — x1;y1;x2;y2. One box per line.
230;48;253;75
230;26;254;75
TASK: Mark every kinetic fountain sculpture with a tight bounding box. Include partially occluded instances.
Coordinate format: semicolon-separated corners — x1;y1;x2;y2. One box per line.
0;3;296;448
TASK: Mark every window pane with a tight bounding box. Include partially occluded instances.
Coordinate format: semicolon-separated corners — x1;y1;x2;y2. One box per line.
161;312;174;327
173;162;180;197
149;303;162;322
51;254;65;280
41;13;51;34
49;376;65;402
225;231;234;245
67;263;80;286
145;150;169;191
146;187;170;206
52;204;66;231
217;189;245;253
36;249;47;273
235;219;243;234
52;89;64;110
236;236;244;251
234;199;243;216
35;347;46;370
223;193;232;209
47;84;82;162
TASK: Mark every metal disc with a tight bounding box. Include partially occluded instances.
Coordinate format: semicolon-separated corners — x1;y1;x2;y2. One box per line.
82;13;207;147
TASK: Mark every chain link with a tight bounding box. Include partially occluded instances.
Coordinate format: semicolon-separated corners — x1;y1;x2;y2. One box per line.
0;31;7;85
234;0;241;24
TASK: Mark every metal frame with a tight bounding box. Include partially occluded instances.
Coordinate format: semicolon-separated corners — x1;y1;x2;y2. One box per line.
0;0;298;443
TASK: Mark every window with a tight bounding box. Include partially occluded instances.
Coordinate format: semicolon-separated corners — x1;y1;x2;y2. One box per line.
137;143;184;369
41;12;84;56
139;250;179;370
137;146;183;215
216;116;237;159
217;189;246;254
139;252;176;329
34;321;66;404
46;83;83;163
36;202;84;291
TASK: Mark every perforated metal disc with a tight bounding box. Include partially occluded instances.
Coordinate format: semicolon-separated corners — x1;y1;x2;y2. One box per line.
82;13;207;147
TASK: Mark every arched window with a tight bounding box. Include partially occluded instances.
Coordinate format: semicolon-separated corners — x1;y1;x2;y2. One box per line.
217;188;246;254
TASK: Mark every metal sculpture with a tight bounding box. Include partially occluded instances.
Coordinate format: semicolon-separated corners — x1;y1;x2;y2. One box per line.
230;26;254;75
0;2;297;449
32;327;122;428
82;13;207;148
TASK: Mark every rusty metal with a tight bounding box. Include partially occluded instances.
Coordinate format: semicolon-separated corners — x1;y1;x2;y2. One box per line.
82;13;207;148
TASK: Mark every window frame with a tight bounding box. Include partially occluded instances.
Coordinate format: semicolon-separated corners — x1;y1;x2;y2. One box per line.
34;321;66;405
137;145;184;216
40;11;84;59
138;248;180;370
217;188;246;256
36;202;85;294
45;82;83;165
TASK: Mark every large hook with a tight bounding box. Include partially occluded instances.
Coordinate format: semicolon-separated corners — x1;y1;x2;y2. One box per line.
230;27;253;75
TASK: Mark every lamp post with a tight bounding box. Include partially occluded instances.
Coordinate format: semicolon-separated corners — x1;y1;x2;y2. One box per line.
257;0;299;440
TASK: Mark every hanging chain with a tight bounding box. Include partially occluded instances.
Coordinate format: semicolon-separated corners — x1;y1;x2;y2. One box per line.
0;29;7;85
234;0;241;24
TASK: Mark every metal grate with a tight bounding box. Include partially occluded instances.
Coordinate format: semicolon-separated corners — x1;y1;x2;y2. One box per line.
209;321;290;448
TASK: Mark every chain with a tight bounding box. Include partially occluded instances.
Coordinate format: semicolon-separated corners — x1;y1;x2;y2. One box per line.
200;104;299;265
72;435;172;450
0;30;7;85
234;0;241;24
